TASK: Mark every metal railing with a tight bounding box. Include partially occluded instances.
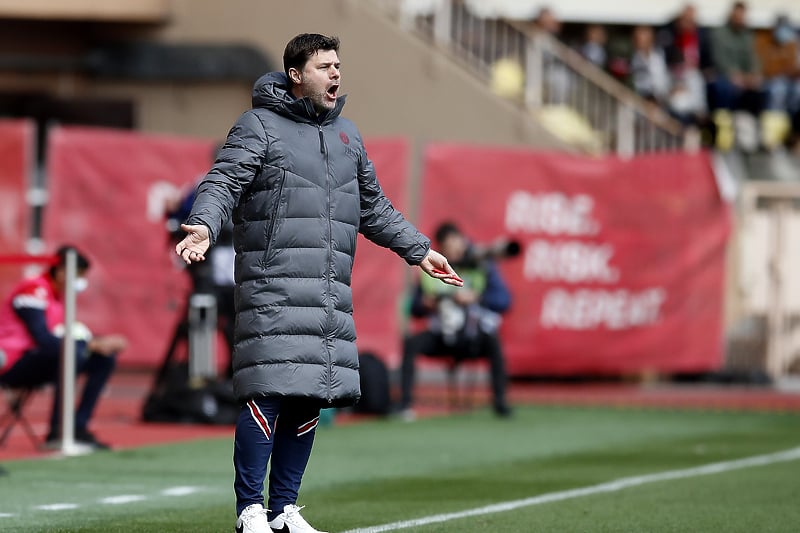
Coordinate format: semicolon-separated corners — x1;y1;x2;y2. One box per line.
376;0;694;155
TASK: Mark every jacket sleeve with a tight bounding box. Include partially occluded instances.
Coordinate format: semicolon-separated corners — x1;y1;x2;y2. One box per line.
185;110;267;245
409;283;434;318
479;262;512;314
357;143;431;265
13;305;61;354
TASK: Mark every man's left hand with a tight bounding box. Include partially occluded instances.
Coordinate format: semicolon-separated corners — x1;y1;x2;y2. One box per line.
419;249;464;287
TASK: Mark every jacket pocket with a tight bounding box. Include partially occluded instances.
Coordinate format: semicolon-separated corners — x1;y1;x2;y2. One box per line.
261;169;287;267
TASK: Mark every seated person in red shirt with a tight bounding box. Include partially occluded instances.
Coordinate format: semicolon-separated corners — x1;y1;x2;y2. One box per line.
0;246;127;449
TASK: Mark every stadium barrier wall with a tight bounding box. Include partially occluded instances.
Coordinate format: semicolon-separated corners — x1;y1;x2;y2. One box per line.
44;126;214;369
419;144;731;376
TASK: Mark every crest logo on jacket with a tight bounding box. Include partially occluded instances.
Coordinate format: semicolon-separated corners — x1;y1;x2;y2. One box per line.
339;132;350;145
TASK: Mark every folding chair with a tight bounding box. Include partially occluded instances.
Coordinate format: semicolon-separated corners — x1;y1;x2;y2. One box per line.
445;357;484;411
0;385;40;448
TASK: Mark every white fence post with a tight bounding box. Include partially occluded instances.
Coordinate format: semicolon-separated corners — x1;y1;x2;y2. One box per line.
432;0;451;47
59;249;78;455
766;202;788;378
616;104;635;158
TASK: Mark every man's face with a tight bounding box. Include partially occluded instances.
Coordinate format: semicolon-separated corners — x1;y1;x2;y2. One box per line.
52;267;88;293
290;49;341;113
634;27;653;50
587;25;606;44
537;9;561;35
679;6;696;29
440;233;467;264
731;6;746;28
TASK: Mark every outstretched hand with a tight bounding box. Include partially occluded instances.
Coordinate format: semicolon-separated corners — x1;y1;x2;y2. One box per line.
89;334;128;356
175;224;210;265
419;249;464;287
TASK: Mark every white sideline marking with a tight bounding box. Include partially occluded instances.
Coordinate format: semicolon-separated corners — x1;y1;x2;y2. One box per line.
0;485;208;517
100;495;147;505
342;446;800;533
36;503;79;511
161;486;201;496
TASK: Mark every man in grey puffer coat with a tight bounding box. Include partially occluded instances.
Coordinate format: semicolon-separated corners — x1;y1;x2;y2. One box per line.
176;34;462;533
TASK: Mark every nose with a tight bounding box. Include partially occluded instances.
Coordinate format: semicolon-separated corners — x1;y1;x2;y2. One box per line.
330;65;340;79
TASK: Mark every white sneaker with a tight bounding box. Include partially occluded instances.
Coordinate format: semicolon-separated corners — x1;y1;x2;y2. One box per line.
400;408;417;422
267;504;328;533
235;504;271;533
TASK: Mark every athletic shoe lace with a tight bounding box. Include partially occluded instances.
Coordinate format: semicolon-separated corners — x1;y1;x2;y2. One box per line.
284;505;314;529
241;505;269;527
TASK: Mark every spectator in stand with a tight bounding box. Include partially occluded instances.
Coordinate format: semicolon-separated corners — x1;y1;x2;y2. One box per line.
580;24;608;70
0;246;127;450
708;2;764;116
533;7;572;104
533;6;561;38
755;15;800;120
658;4;711;124
659;4;712;73
630;26;671;105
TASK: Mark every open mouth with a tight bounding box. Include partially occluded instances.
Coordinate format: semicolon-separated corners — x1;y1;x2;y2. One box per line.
326;84;339;100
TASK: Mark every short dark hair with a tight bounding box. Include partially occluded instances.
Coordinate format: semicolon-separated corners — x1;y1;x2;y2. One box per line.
283;33;340;84
732;1;746;10
49;245;90;277
434;221;462;245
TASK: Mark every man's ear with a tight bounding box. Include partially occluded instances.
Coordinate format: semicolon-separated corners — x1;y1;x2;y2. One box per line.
288;67;302;85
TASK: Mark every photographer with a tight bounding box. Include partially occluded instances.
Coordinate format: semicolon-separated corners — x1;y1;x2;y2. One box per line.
399;222;514;418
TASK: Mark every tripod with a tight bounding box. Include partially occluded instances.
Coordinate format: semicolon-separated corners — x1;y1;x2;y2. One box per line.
142;290;238;424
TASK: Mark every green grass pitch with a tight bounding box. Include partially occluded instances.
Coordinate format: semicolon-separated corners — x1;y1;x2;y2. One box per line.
2;406;799;532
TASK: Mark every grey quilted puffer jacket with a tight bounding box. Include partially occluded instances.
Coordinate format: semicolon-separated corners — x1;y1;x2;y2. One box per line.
186;72;430;405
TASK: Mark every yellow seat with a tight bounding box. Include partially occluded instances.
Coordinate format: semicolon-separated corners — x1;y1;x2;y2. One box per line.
490;58;524;100
760;110;791;150
536;105;604;153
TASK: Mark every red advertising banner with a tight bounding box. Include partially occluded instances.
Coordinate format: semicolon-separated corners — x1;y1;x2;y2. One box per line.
0;119;33;297
352;138;409;367
44;127;408;369
420;145;731;376
44;126;215;368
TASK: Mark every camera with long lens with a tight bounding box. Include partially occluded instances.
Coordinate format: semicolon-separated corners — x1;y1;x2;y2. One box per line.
436;236;521;346
456;237;522;269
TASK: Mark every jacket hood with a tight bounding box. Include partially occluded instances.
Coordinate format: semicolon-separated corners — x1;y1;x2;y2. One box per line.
252;71;346;124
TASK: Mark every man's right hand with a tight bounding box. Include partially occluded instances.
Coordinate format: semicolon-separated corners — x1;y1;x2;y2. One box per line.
175;224;210;264
89;335;128;356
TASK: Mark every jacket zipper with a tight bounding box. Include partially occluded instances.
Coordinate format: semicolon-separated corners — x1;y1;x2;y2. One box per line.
319;124;334;404
261;169;287;266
